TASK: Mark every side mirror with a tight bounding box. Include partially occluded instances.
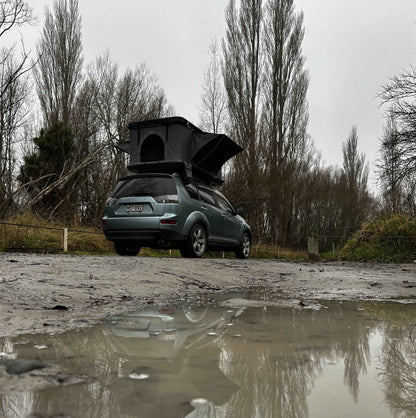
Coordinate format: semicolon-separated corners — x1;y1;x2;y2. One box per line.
235;207;243;216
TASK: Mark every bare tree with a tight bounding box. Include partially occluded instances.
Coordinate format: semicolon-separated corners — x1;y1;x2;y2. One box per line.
33;0;83;126
222;0;264;237
379;68;416;216
377;112;404;214
341;126;370;236
115;63;169;142
75;52;171;225
262;0;309;245
0;0;35;216
86;52;169;174
199;39;227;133
379;66;416;181
0;0;34;37
402;173;416;216
14;0;84;222
0;54;32;216
0;0;35;100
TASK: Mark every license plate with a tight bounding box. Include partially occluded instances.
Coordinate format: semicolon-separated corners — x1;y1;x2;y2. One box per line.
126;204;144;213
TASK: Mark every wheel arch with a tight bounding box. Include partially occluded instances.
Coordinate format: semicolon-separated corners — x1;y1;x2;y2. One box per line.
183;212;210;239
240;227;252;242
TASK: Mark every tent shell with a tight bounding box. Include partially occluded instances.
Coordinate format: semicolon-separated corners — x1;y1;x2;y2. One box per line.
116;117;243;185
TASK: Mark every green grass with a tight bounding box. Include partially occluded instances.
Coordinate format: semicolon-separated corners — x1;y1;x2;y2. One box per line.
340;214;416;262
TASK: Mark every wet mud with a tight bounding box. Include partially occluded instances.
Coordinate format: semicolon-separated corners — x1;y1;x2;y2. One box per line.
0;253;416;338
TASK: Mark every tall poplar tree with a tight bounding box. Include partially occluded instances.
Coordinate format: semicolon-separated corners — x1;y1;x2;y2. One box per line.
222;0;264;236
262;0;309;245
199;40;227;134
341;126;370;236
33;0;83;126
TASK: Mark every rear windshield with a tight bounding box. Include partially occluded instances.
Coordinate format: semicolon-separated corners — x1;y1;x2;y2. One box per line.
111;176;177;198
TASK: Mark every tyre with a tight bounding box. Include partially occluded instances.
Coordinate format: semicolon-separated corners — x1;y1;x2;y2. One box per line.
114;241;141;256
180;224;207;258
235;232;251;259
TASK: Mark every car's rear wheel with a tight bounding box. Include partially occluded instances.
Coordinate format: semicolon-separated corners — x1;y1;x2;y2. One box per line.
114;241;141;256
235;232;251;259
180;224;207;258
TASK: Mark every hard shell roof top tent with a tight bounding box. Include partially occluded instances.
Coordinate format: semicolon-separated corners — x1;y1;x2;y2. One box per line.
116;117;243;185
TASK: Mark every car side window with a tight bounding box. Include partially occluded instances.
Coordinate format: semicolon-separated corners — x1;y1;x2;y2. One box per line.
185;184;199;200
215;192;234;214
197;186;216;206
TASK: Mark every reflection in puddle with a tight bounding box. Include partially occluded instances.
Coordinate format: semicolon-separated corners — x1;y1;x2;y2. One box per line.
1;296;416;417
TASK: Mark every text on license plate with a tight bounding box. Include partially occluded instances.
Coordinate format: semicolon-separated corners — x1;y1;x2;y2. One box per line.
126;204;144;212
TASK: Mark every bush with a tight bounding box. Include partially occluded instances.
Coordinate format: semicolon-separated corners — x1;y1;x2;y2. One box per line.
341;214;416;262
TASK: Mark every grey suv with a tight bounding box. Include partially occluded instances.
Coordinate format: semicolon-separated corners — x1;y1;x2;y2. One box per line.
102;173;251;258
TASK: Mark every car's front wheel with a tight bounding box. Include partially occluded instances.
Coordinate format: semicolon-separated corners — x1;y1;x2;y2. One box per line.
180;224;207;258
235;232;251;259
114;241;141;256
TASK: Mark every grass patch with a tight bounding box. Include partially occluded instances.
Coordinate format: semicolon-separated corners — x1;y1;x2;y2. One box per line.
0;213;113;254
250;244;308;260
340;214;416;262
0;214;309;259
0;213;314;260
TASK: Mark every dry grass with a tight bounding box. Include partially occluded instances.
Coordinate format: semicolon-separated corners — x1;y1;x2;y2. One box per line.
0;213;308;259
0;213;112;254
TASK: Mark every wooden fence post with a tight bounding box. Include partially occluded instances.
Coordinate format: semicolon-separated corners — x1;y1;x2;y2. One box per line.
63;228;68;252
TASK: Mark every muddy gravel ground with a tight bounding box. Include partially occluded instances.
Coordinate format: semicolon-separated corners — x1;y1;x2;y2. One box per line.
1;252;416;337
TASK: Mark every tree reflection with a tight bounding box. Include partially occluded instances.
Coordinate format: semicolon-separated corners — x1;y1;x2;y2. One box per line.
219;302;374;417
220;308;320;418
339;315;371;402
378;307;416;417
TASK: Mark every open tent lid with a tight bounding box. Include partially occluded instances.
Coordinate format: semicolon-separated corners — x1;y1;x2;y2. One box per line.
191;132;243;175
116;117;243;184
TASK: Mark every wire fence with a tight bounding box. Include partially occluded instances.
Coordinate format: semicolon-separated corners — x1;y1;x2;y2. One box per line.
1;221;415;259
0;221;114;254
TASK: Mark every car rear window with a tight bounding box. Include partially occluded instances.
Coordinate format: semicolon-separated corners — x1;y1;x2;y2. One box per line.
111;176;177;198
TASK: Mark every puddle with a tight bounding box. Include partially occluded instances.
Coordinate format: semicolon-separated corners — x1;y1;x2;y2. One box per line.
1;292;416;417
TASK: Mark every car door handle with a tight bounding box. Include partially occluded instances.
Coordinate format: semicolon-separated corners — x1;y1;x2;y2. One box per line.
201;206;208;211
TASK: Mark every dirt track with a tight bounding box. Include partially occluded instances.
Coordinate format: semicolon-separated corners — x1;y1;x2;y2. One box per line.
1;252;416;337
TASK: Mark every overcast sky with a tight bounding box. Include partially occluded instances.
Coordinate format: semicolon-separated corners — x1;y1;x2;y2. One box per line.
13;0;416;188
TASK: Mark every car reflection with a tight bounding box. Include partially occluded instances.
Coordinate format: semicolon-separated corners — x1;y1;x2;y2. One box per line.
104;305;242;417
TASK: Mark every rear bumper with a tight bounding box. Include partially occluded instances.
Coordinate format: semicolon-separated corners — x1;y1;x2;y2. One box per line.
103;228;185;244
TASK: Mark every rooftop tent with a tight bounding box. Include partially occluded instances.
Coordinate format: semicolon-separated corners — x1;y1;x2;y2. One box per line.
116;117;243;184
192;132;243;175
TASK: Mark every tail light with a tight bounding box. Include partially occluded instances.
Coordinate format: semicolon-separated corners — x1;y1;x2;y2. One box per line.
160;219;177;225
